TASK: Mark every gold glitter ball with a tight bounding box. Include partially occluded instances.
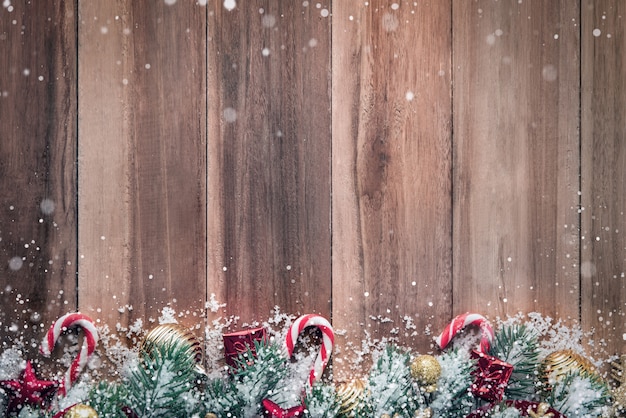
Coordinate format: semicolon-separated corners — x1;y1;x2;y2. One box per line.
63;404;99;418
410;355;441;390
336;379;369;415
140;323;206;375
612;385;626;413
205;414;218;418
414;408;433;418
542;349;596;383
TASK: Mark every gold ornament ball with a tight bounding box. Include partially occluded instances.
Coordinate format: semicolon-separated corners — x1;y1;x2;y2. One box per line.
205;414;218;418
541;349;596;383
140;323;205;375
414;408;433;418
612;385;626;414
63;404;99;418
410;355;441;388
336;379;369;415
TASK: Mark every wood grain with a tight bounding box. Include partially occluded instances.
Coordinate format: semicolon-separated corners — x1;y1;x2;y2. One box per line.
0;1;77;356
453;0;580;322
331;0;452;376
77;2;206;333
581;0;626;355
207;1;332;325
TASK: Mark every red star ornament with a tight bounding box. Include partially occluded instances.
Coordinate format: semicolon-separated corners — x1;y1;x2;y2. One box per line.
262;398;306;417
0;361;58;415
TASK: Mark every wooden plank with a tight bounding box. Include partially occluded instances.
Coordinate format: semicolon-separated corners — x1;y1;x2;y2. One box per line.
78;2;206;333
581;0;626;355
0;1;77;356
453;1;580;321
331;0;452;376
207;2;332;324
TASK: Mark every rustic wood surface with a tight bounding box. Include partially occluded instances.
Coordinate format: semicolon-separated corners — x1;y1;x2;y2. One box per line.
581;0;626;355
77;1;206;333
331;0;453;375
207;1;332;326
1;0;625;371
0;1;77;356
452;0;581;322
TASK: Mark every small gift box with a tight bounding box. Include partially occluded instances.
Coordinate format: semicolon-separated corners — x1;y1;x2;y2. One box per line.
222;326;267;369
470;349;514;402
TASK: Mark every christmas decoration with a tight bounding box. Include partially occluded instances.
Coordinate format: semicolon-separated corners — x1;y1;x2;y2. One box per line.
527;402;555;418
435;312;494;353
335;379;368;416
466;400;565;418
140;323;205;374
284;314;334;390
611;354;626;415
222;326;267;369
40;312;99;396
541;349;596;383
489;324;540;399
0;361;57;415
262;398;306;417
469;349;513;402
414;407;432;417
410;355;441;392
0;309;618;417
59;403;99;418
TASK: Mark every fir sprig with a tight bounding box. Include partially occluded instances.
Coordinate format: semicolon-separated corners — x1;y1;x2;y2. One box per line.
429;349;475;417
124;338;203;417
368;345;419;417
546;371;611;417
490;324;540;400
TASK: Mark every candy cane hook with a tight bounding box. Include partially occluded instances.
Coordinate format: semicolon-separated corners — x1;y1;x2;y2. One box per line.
40;312;99;396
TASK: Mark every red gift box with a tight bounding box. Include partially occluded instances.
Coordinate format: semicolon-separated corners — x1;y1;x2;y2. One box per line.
470;349;514;402
223;326;267;369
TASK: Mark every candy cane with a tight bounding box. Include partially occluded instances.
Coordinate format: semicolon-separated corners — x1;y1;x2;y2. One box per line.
285;314;334;390
40;312;99;396
435;312;493;353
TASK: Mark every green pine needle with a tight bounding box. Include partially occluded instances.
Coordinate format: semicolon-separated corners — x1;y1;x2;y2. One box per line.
490;324;541;400
124;337;203;417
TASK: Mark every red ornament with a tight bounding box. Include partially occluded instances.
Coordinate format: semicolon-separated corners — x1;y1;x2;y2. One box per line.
222;326;267;369
262;398;306;417
470;349;514;402
0;361;58;415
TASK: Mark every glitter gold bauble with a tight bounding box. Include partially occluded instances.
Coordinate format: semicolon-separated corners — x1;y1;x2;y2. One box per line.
414;408;433;418
140;323;205;375
205;414;218;418
63;404;99;418
541;349;596;383
528;402;555;418
612;385;626;415
410;355;441;392
336;379;368;416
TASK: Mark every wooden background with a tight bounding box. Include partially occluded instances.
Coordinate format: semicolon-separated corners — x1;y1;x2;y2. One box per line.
1;0;624;373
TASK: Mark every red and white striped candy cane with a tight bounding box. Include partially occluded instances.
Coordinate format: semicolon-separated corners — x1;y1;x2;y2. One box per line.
40;312;99;396
435;312;493;353
285;314;334;390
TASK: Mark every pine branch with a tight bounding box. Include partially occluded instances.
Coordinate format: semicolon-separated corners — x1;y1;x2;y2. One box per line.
429;349;475;418
124;338;203;418
490;324;540;400
88;380;129;418
546;371;611;417
368;345;419;417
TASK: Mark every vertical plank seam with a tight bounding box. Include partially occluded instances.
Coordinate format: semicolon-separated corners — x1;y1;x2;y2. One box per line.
329;0;334;324
74;0;80;311
449;0;454;319
577;0;583;327
204;2;209;339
